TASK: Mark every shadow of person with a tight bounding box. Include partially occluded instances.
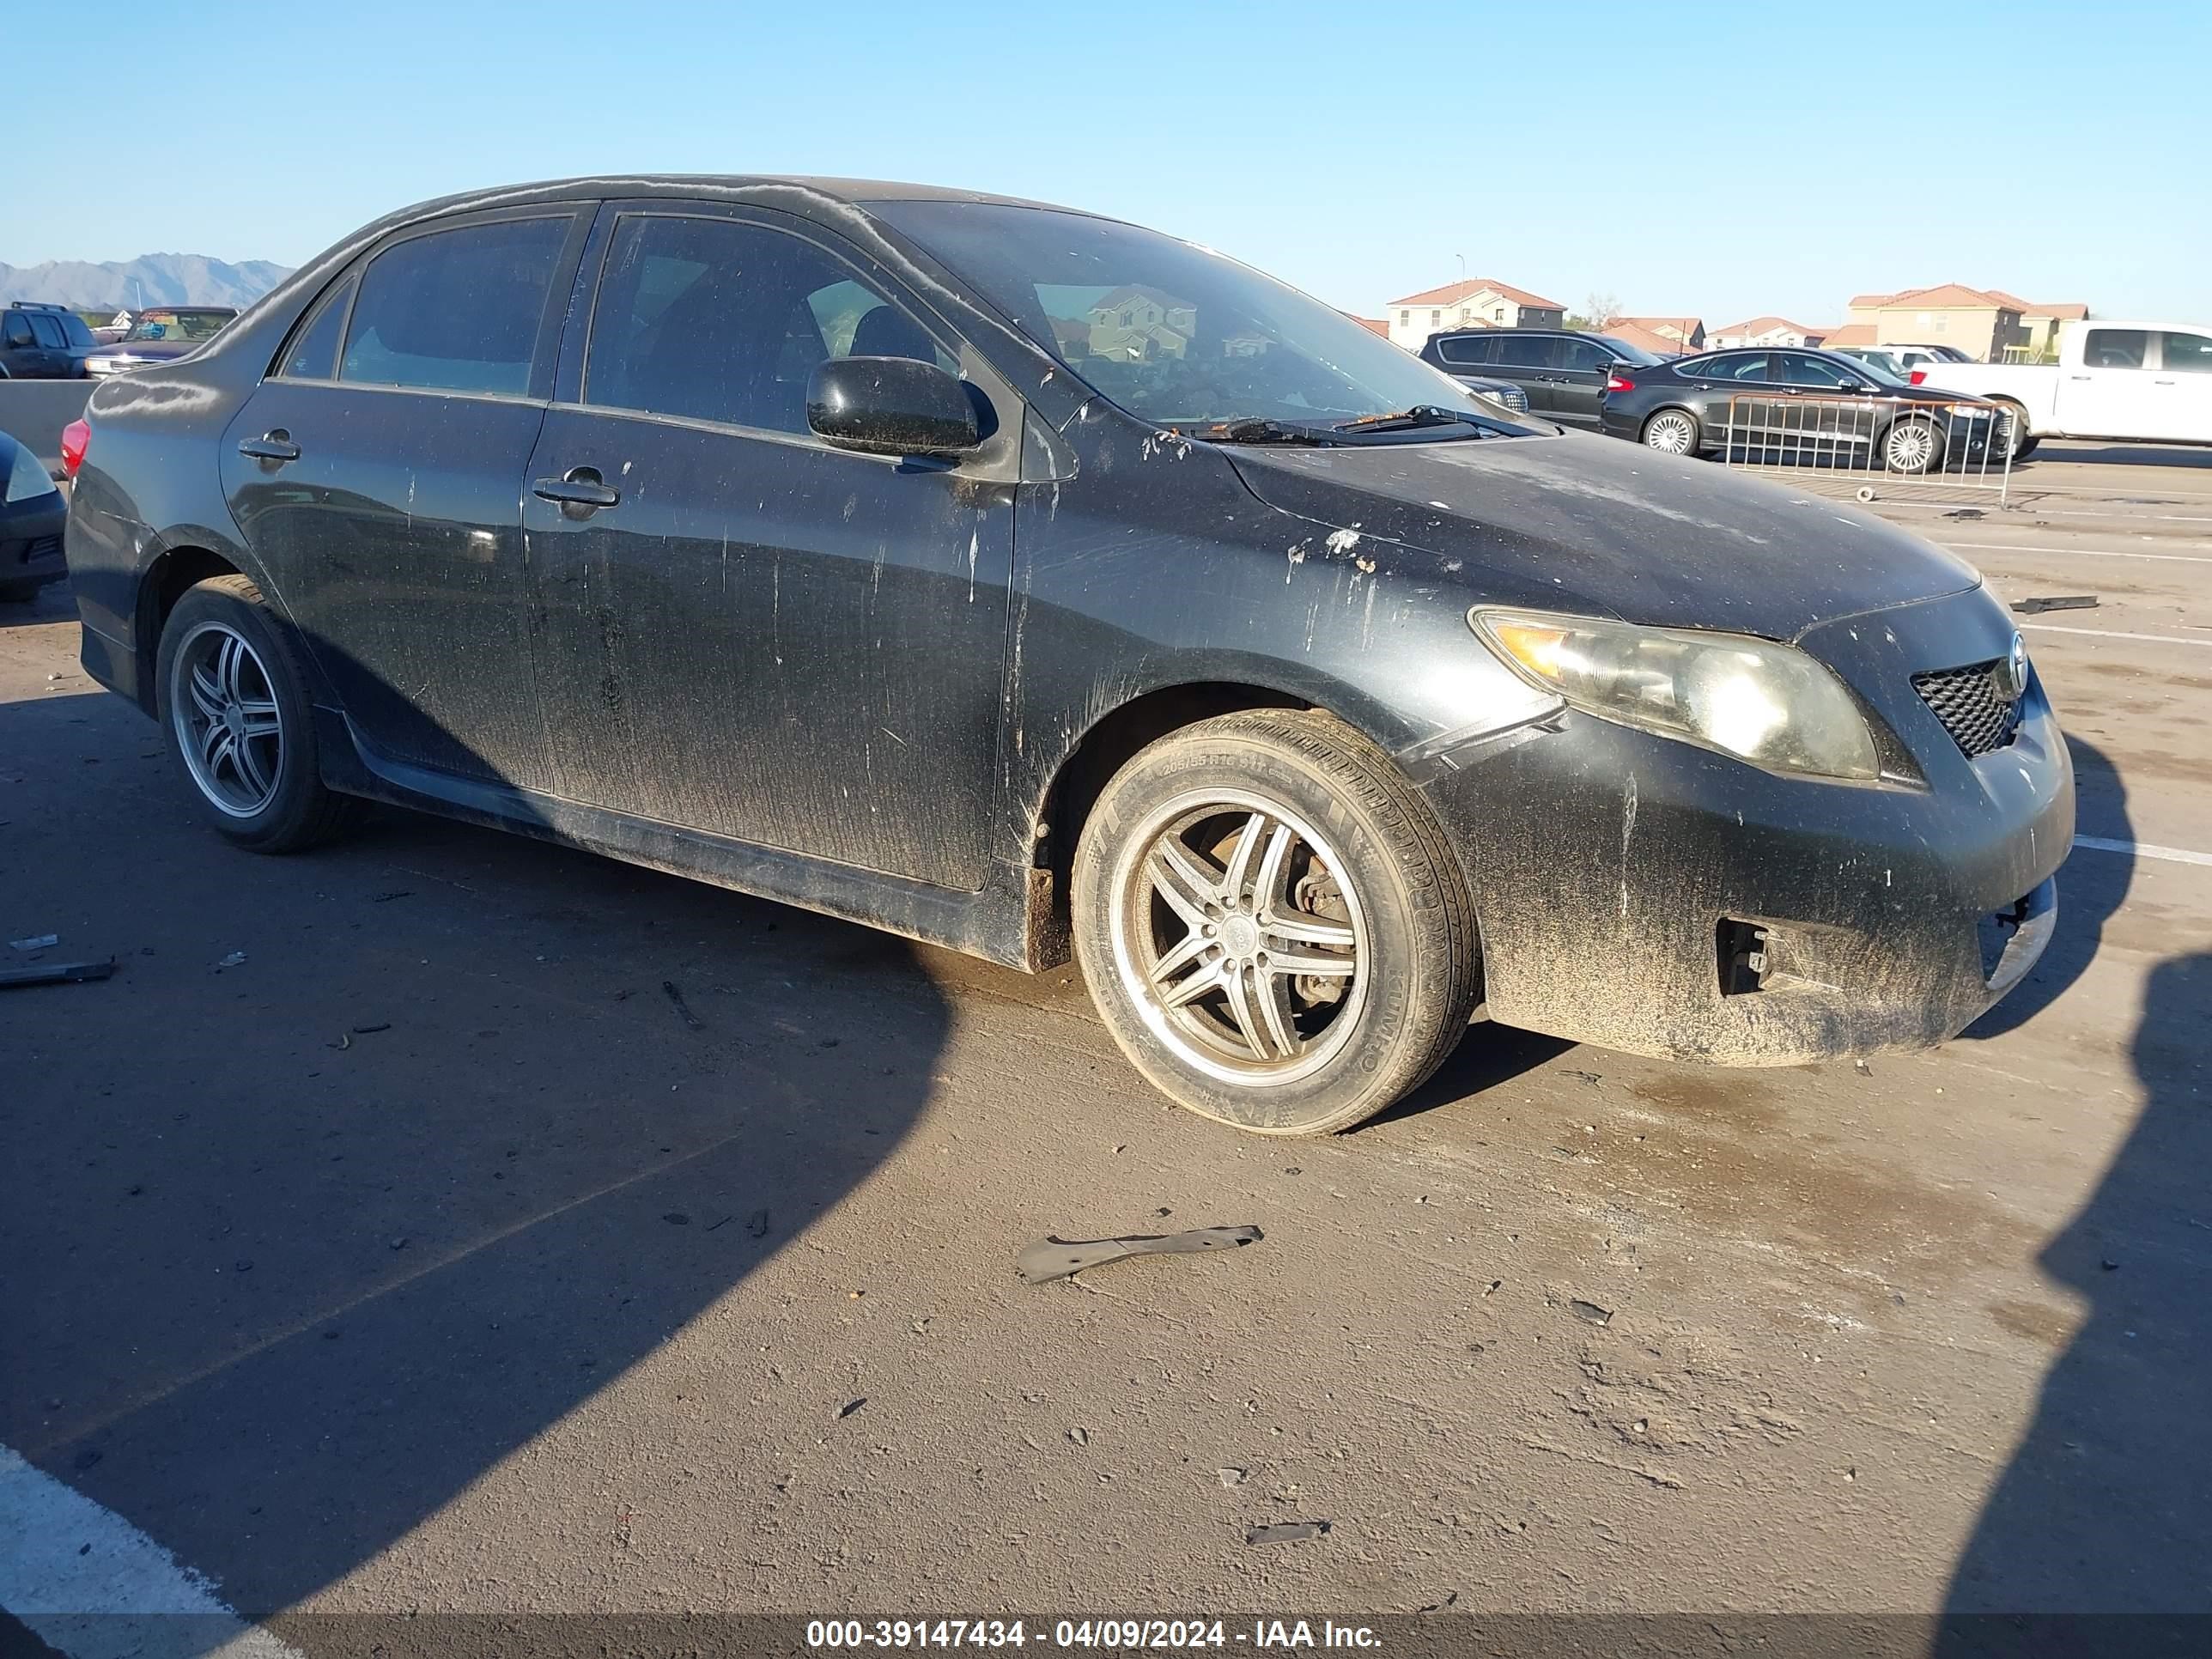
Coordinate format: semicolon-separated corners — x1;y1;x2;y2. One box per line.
1965;733;2123;1041
0;672;951;1623
1938;949;2212;1650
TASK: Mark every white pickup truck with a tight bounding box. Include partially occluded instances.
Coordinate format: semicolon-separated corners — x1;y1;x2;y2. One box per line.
1916;320;2212;459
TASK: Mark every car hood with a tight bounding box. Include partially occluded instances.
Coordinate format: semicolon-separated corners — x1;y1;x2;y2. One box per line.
1225;429;1982;640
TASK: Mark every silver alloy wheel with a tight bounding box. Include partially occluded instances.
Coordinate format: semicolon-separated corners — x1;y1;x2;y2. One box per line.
1107;787;1370;1087
1644;411;1696;453
1885;419;1938;473
170;621;283;818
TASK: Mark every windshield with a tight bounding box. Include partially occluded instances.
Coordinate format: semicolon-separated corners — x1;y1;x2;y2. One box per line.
125;310;230;343
1835;350;1911;387
870;201;1528;435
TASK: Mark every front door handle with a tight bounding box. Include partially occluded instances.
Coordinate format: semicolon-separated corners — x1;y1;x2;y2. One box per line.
532;466;621;516
237;430;300;463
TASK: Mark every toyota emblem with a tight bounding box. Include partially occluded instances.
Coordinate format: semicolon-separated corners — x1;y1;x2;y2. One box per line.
1993;633;2030;703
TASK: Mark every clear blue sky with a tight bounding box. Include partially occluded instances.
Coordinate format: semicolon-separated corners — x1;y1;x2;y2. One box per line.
12;0;2208;326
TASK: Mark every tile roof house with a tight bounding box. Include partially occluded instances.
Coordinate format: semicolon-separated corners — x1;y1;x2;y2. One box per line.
1385;278;1566;350
1601;316;1705;356
1707;316;1828;349
1841;284;2085;362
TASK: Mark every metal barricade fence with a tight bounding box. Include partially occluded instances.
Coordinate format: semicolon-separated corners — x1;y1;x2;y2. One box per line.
1719;392;2015;507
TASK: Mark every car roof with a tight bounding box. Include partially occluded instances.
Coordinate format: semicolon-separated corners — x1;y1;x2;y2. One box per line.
391;174;1097;221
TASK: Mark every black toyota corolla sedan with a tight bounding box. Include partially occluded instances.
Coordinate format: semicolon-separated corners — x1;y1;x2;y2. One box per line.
1600;345;2003;473
61;176;2072;1135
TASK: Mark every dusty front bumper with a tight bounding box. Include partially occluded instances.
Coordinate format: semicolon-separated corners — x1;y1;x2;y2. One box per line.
1413;592;2074;1066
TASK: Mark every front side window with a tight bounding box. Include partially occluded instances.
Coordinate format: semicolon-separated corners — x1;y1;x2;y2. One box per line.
867;200;1514;433
1560;338;1611;374
2159;331;2212;374
583;215;951;434
2084;329;2148;370
340;217;568;396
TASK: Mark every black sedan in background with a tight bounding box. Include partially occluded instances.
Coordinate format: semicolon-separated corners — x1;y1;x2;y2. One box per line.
1600;346;2002;473
63;176;2069;1138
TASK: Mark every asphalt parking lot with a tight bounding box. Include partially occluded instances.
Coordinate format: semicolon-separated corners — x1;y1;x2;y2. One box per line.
3;441;2208;1641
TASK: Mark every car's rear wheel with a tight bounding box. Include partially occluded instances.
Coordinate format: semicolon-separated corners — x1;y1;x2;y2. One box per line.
1072;709;1481;1136
1641;409;1700;456
1881;416;1944;475
155;573;361;853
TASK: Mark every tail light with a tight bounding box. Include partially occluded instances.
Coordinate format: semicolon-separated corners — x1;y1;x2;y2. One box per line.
60;419;90;479
1908;370;1927;386
1605;374;1635;393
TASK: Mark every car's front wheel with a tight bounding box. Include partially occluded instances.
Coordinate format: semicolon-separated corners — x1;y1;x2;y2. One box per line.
155;573;361;852
1072;710;1481;1135
1881;416;1944;475
1641;409;1700;456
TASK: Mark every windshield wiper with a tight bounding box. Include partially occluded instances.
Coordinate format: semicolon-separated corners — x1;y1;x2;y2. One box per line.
1334;405;1491;435
1177;417;1340;447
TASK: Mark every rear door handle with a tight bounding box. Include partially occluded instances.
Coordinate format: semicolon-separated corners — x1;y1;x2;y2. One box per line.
532;466;621;514
237;431;300;462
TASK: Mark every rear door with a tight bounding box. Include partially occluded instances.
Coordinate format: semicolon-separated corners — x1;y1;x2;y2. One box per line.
1489;333;1563;415
1552;336;1615;428
1774;350;1882;459
517;203;1018;890
222;208;589;790
1683;352;1783;449
27;313;72;376
2058;326;2155;437
2151;330;2212;442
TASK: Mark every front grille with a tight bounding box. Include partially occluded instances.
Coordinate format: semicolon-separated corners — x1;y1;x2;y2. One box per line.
11;533;62;568
1912;659;2022;757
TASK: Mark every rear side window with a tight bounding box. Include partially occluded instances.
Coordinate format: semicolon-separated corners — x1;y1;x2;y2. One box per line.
340;217;568;396
583;214;951;434
1690;353;1773;382
1776;353;1856;388
1492;335;1560;368
59;313;94;348
278;274;357;380
2083;328;2148;370
1437;335;1494;366
2159;331;2212;374
27;314;66;349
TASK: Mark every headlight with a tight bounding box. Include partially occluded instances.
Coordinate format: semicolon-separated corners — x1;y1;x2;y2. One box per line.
1469;608;1881;781
3;441;57;504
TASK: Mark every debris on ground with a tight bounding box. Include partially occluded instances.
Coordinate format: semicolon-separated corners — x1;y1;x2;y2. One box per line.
1067;1426;1090;1447
9;933;59;951
1;958;114;990
1942;507;1986;520
1218;1468;1248;1488
661;980;703;1030
746;1208;771;1238
1418;1593;1460;1614
351;1022;392;1035
1016;1224;1262;1285
1244;1520;1330;1546
663;1212;690;1226
216;951;247;968
1570;1298;1614;1326
2010;595;2099;615
838;1398;866;1419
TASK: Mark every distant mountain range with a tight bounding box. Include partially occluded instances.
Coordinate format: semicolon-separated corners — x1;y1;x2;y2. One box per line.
0;252;293;312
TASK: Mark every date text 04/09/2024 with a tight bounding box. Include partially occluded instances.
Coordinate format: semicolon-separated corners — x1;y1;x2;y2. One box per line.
805;1620;1382;1649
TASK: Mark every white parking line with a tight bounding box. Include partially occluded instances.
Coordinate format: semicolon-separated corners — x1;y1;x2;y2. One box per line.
2074;836;2212;868
1943;541;2212;565
2020;623;2212;648
0;1446;300;1659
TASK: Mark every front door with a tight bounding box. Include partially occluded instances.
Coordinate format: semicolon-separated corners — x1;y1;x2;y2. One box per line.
519;206;1016;891
1551;336;1614;428
2059;326;2158;440
222;210;586;790
2150;330;2212;443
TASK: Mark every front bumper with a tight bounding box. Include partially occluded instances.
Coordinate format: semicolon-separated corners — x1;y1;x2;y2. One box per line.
0;489;69;591
1413;590;2074;1065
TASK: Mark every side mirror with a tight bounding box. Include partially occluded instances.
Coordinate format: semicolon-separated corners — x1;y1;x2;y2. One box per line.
807;356;981;458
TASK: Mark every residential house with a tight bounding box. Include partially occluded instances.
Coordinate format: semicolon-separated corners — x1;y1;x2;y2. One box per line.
1352;316;1394;338
1385;279;1566;350
1085;285;1196;362
1707;316;1827;349
1843;285;2032;362
1601;315;1705;356
1986;291;2088;360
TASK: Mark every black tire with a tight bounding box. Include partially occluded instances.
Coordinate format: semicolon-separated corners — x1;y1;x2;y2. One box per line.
1640;407;1702;457
1881;415;1944;476
154;573;361;853
0;578;43;605
1995;402;2039;462
1072;709;1482;1136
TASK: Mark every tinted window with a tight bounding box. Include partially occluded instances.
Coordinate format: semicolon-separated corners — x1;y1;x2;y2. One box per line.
1492;335;1560;369
0;313;30;347
583;215;952;434
2159;331;2212;374
1777;353;1857;388
59;313;94;348
27;314;66;349
1686;353;1773;383
278;274;357;380
2083;328;2148;370
341;217;568;395
1437;335;1495;365
1559;338;1611;374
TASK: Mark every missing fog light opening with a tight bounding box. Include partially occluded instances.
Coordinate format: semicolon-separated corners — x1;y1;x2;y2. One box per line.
1717;918;1770;996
